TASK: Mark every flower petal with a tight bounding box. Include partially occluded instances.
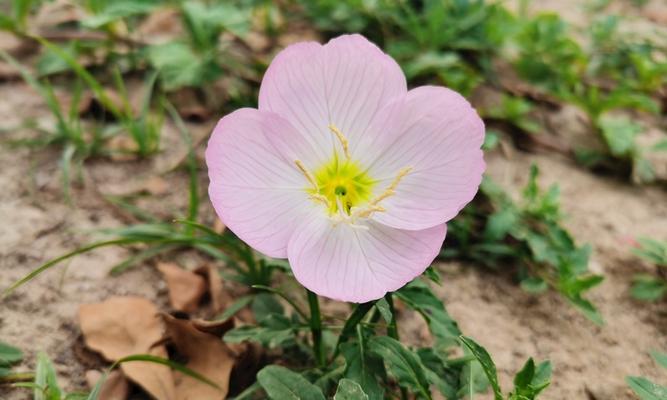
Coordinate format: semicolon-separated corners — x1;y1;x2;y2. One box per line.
206;108;312;258
361;86;485;231
258;34;407;168
287;212;446;303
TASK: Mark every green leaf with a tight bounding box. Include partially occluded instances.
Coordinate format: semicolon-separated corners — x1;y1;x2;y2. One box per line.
82;0;159;28
34;352;62;400
598;114;642;157
626;376;667;400
417;348;459;399
257;365;325;400
651;351;667;370
368;336;431;399
113;354;220;389
146;42;216;90
510;358;552;399
634;238;667;266
341;342;384;400
485;207;519;241
0;341;23;367
653;139;667;151
631;275;667;301
396;280;461;350
513;358;535;389
566;295;604;325
334;379;369;400
375;298;393;324
217;295;253;321
459;336;503;400
520;277;548;294
224;325;294;348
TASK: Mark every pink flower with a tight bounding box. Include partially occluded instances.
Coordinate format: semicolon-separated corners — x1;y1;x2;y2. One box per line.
206;34;485;302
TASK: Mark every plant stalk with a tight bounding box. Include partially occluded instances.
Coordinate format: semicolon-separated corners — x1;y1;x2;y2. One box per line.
386;293;407;400
306;289;325;367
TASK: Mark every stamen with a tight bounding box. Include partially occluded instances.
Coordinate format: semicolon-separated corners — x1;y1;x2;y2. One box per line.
354;205;386;219
295;159;319;191
328;124;351;160
367;166;413;206
309;193;330;207
351;166;412;220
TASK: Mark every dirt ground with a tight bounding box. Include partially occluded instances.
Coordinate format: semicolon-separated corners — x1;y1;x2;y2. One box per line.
1;81;666;400
1;1;667;399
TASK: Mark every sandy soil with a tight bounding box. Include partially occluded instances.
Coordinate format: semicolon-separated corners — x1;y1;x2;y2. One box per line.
1;78;666;400
2;1;667;398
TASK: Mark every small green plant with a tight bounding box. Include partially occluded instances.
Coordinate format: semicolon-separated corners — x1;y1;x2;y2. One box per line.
461;336;552;400
626;351;667;400
0;341;29;384
444;166;604;324
631;238;667;301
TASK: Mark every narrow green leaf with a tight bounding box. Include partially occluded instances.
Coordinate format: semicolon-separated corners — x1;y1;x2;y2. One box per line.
651;351;667;370
626;376;667;400
341;341;384;400
112;354;220;389
375;298;393;324
257;365;325;400
34;352;62;400
368;336;431;399
3;239;139;297
459;336;503;400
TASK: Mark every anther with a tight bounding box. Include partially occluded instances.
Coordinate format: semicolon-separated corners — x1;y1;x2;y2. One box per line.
353;205;386;219
295;160;319;191
328;124;351;160
367;166;413;206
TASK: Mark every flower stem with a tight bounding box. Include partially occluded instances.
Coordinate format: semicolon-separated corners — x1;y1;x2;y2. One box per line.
306;289;325;367
331;301;375;361
385;293;407;400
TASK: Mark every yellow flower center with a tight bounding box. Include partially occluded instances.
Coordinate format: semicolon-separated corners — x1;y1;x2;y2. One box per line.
294;124;412;222
312;154;375;215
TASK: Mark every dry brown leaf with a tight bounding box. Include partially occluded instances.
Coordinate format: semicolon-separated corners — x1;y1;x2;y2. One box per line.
85;369;130;400
162;315;235;400
137;7;184;45
195;264;231;314
213;219;226;234
158;262;207;313
143;176;170;196
107;136;140;161
33;0;86;31
79;296;176;400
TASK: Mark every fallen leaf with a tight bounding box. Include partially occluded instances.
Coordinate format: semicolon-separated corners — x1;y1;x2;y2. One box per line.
166;88;211;121
79;297;175;400
107;135;141;161
213;219;226;234
158;262;208;313
143;176;170;196
86;369;130;400
162;314;235;400
195;264;231;314
33;0;86;32
137;7;184;45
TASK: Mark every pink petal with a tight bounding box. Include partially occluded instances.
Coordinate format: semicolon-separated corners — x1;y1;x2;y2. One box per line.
361;86;486;231
205;108;313;258
258;34;406;165
287;211;446;303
